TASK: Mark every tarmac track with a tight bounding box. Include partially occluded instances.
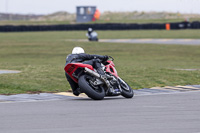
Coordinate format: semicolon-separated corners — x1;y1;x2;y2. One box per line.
1;89;200;133
99;39;200;45
68;39;200;45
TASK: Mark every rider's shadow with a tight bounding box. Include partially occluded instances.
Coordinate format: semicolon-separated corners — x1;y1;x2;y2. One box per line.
71;96;127;101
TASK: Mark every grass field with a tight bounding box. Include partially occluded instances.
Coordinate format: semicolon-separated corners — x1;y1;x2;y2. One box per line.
0;30;200;95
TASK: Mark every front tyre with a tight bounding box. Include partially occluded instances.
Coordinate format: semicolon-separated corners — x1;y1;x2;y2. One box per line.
119;78;134;98
78;75;105;100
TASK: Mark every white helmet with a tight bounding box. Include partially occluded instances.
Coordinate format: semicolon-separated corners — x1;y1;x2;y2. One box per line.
88;28;93;32
72;47;85;54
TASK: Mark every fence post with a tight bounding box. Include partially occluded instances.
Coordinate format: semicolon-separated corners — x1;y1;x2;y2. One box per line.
166;23;170;30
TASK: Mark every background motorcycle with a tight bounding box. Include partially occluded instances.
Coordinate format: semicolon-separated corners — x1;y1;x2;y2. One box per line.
64;56;134;100
86;32;98;41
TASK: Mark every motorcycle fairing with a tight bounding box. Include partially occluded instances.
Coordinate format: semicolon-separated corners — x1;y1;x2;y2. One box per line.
64;63;94;82
105;60;119;78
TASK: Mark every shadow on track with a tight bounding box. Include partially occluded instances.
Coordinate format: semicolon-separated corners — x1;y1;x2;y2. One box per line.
70;96;131;101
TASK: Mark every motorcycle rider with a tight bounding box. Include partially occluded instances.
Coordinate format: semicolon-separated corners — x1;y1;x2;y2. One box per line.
65;47;108;96
86;28;98;41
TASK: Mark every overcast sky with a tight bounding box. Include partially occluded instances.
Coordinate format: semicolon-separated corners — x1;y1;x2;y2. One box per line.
0;0;200;14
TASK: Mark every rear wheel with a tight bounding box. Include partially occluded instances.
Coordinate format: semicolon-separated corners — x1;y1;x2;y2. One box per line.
119;78;134;98
78;75;105;100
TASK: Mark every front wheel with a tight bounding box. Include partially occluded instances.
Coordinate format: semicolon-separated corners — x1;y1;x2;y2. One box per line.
78;75;105;100
119;78;134;98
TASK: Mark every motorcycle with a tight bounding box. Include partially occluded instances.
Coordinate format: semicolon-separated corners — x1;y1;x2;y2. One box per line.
86;32;98;41
64;56;134;100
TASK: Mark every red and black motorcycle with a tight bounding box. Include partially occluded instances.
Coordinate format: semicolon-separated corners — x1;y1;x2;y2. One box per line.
64;56;134;100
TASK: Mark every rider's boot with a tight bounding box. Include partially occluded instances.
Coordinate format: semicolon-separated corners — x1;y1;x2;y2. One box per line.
73;88;81;96
97;68;105;75
97;68;107;82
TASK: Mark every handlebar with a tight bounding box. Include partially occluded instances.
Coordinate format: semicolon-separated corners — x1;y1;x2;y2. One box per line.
108;56;114;61
101;56;114;65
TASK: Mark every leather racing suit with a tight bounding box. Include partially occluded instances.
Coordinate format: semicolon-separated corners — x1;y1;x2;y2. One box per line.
65;53;108;93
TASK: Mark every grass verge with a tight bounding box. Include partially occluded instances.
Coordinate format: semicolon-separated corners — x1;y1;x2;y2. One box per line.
0;30;200;94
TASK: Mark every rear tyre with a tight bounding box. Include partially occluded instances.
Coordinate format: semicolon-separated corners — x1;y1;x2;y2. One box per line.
119;78;134;98
78;75;105;100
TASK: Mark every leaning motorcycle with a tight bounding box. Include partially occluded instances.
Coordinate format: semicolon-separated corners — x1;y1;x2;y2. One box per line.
86;32;98;41
64;56;134;100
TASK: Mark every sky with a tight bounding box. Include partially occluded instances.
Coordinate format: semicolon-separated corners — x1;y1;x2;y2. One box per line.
0;0;200;15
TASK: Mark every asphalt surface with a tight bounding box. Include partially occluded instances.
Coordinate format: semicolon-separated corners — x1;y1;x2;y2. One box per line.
99;39;200;45
1;91;200;133
68;39;200;45
0;70;21;74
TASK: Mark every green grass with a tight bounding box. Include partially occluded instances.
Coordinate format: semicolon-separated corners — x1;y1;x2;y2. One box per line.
98;30;200;39
0;30;200;94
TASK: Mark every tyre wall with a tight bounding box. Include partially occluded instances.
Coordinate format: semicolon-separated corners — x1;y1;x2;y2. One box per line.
0;21;199;32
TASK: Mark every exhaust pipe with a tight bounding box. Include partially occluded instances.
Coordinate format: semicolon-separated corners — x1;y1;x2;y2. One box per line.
84;67;111;89
84;67;101;78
